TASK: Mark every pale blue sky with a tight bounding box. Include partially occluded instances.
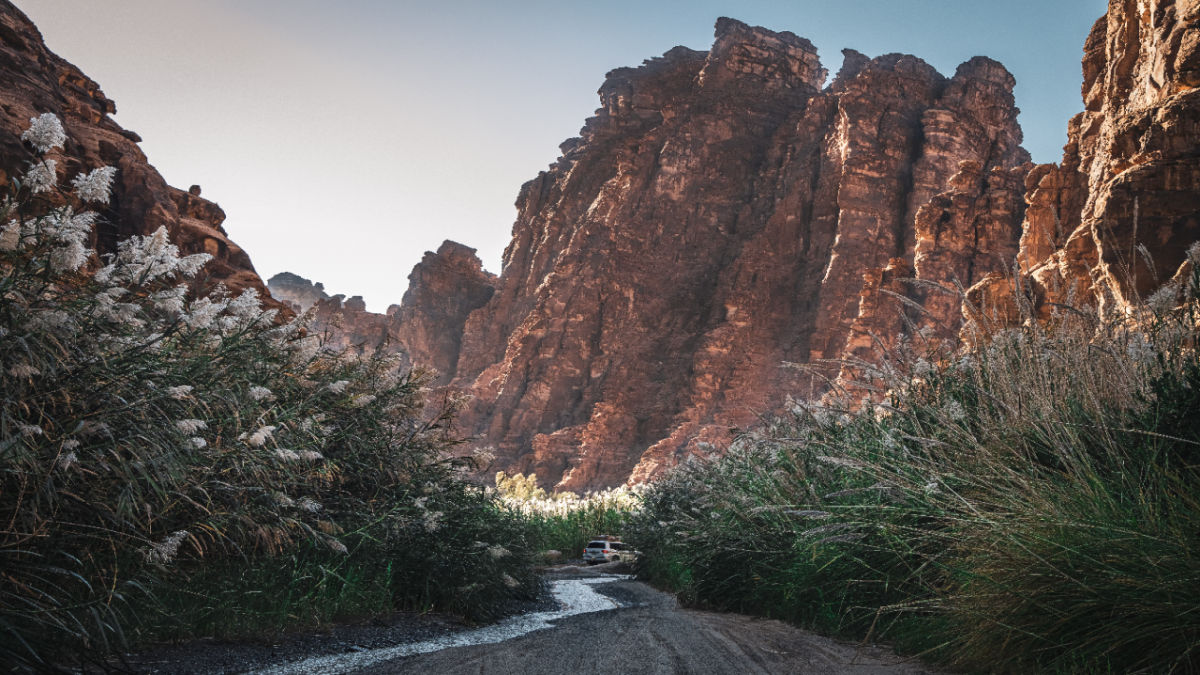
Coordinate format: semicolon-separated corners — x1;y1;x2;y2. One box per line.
18;1;1106;310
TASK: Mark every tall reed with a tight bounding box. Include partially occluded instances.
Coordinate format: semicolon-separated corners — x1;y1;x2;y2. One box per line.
630;257;1200;673
0;115;537;670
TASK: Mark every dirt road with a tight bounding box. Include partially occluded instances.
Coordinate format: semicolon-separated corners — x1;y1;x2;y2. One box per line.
253;567;936;675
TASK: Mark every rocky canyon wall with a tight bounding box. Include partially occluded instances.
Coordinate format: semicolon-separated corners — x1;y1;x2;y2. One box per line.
971;0;1200;320
284;3;1196;492
0;1;273;303
384;18;1034;491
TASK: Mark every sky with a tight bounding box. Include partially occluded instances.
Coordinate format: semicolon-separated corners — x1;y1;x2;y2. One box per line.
17;0;1107;311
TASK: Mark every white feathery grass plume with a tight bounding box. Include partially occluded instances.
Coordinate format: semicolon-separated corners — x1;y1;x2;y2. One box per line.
142;531;189;565
49;237;89;273
24;159;57;194
0;220;20;251
175;419;207;434
423;510;444;532
71;166;117;203
22;113;66;153
7;363;40;378
18;423;43;437
182;296;226;329
152;286;187;314
226;288;262;319
243;425;276;447
176;252;212;277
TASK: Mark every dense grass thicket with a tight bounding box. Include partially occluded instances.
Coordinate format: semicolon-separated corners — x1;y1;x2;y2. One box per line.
629;263;1200;673
0;115;538;671
494;471;640;559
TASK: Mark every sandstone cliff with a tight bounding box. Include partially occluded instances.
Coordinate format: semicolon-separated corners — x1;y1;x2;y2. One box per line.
278;4;1197;491
268;272;331;313
269;241;496;376
0;1;272;302
411;18;1033;490
971;0;1200;321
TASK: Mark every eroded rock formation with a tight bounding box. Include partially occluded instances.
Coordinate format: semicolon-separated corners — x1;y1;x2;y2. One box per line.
971;0;1200;321
0;1;272;302
269;242;496;379
400;18;1033;490
268;272;330;313
292;4;1197;492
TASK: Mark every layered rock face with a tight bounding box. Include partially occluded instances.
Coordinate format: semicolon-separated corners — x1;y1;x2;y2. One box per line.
280;5;1196;492
0;1;271;302
398;18;1033;490
972;0;1200;319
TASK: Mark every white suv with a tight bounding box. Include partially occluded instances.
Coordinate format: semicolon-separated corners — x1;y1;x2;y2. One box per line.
582;539;637;564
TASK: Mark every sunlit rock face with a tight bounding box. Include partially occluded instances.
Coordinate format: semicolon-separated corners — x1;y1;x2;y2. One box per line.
971;0;1200;322
0;1;273;303
404;17;1034;491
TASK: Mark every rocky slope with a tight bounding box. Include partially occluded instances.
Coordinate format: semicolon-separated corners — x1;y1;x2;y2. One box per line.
971;0;1200;320
0;1;272;302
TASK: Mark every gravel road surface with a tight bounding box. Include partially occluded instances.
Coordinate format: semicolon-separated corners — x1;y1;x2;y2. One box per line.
97;564;937;674
263;565;936;674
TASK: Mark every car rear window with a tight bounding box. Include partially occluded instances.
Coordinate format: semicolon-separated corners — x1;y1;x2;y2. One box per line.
586;541;609;549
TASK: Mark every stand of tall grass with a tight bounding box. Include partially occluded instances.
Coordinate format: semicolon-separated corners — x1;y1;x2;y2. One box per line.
629;259;1200;673
0;115;537;671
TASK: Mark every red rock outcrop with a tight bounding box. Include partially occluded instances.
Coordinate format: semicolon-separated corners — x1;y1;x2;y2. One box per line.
390;241;497;384
268;272;331;313
400;18;1033;491
268;242;496;378
0;1;273;303
971;0;1200;321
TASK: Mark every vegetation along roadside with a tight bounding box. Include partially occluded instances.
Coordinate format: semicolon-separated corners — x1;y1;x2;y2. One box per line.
0;115;541;671
627;260;1200;673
